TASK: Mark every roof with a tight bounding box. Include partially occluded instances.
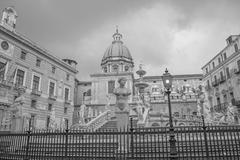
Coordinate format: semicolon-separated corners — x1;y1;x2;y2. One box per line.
101;29;133;65
0;25;78;74
143;74;203;80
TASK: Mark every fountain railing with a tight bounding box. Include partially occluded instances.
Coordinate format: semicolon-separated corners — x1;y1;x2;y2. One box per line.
71;109;111;131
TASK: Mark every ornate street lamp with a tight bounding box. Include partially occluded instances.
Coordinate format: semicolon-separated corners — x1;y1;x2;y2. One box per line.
162;68;178;160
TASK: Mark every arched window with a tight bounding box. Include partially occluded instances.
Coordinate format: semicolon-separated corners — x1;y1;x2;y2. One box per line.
103;67;107;73
112;65;119;72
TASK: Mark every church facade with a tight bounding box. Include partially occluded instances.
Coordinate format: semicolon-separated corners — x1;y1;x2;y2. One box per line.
74;29;203;127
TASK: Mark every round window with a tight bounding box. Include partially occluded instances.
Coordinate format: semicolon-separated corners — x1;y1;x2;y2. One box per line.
1;41;9;50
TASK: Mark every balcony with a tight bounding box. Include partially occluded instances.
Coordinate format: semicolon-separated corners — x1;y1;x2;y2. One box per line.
64;99;72;104
212;80;219;87
13;83;26;91
219;76;226;84
48;94;57;101
234;68;240;75
235;100;240;107
213;103;228;113
31;89;42;96
0;79;13;88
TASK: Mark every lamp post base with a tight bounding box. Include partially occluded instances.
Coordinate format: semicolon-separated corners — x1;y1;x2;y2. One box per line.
169;128;178;160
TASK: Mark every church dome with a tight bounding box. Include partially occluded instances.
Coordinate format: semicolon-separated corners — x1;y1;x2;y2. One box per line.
101;29;133;66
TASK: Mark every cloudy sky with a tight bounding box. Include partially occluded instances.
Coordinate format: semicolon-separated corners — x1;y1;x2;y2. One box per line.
0;0;240;80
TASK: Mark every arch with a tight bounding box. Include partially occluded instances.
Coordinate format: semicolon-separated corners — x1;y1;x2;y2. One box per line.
178;123;185;126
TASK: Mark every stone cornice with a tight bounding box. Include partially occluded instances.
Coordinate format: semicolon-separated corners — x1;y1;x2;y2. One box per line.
202;51;240;79
0;26;78;74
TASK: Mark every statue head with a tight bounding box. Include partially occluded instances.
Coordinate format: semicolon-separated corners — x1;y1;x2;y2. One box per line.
118;77;127;87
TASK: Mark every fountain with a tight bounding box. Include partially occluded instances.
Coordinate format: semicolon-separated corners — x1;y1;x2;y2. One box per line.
134;64;150;127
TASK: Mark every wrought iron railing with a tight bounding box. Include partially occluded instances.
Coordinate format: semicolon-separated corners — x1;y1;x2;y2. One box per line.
0;125;240;159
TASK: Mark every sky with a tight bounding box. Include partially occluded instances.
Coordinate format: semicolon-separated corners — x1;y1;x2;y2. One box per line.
0;0;240;80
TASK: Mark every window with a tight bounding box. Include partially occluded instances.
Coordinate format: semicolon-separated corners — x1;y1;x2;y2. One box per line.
64;107;68;114
214;75;217;83
20;51;26;60
103;67;107;73
220;71;224;79
226;67;230;79
64;118;69;129
49;81;55;96
46;116;50;129
0;61;6;80
205;68;208;74
64;87;70;101
234;44;238;53
15;69;25;87
230;92;235;105
216;97;221;105
237;60;240;70
31;100;37;108
48;103;52;111
124;66;129;72
223;53;227;60
66;74;70;81
112;65;118;72
108;80;115;93
212;62;215;68
30;115;35;128
52;66;56;74
174;112;179;117
32;75;40;91
218;57;221;64
36;58;41;67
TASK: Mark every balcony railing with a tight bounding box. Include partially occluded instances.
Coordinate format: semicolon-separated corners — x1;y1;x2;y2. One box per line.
234;68;240;74
64;99;71;104
0;79;13;88
213;102;228;112
48;94;57;100
212;80;219;87
31;89;42;96
219;76;226;84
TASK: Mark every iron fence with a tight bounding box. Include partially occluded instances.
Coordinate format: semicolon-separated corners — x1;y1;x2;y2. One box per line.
0;124;240;160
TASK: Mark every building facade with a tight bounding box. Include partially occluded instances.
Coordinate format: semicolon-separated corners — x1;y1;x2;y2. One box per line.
0;7;78;131
74;29;203;127
202;35;240;122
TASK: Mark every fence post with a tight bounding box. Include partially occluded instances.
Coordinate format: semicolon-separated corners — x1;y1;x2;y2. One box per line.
24;118;32;160
130;117;134;159
202;115;209;159
65;125;69;160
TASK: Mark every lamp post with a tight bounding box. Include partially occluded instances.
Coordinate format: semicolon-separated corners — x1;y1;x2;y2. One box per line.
162;68;178;160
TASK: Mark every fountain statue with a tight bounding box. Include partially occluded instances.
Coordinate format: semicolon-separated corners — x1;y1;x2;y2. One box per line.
113;77;131;129
9;87;26;131
134;64;150;127
113;77;131;152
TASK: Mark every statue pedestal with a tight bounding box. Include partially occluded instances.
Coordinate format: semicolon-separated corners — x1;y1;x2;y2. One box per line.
115;111;129;130
115;111;129;153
